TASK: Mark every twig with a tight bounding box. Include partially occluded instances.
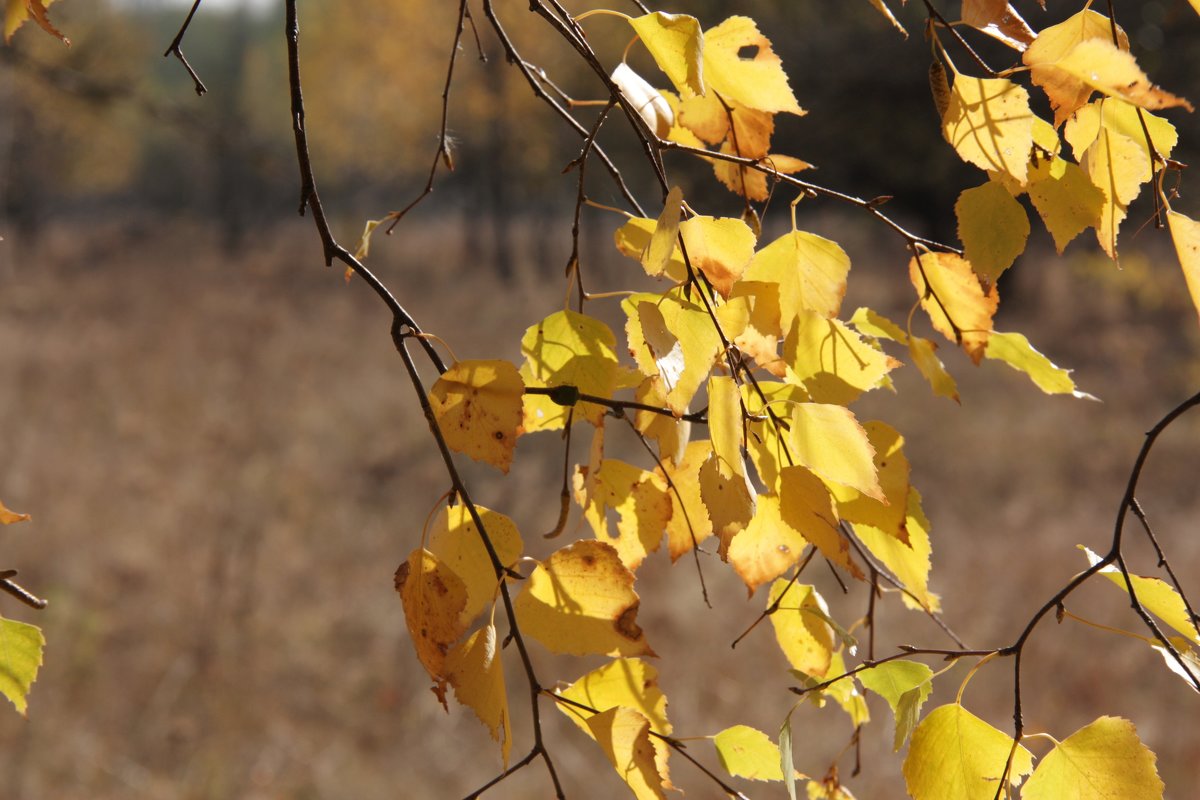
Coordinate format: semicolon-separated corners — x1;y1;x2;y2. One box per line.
163;0;208;96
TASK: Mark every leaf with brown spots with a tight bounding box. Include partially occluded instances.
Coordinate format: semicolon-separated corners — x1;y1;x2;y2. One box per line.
429;359;524;473
395;549;469;693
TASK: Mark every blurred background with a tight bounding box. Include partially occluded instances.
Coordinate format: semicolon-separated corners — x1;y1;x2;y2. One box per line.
1;1;1199;797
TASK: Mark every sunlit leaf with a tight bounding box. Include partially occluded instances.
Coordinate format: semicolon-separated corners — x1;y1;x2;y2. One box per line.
427;504;523;629
677;215;756;298
1081;547;1200;645
574;458;671;571
713;149;811;202
1027;155;1105;254
961;0;1035;51
4;0;66;44
1050;39;1192;113
865;0;906;36
955;180;1030;283
520;310;620;431
615;216;687;283
702;16;804;115
708;375;745;480
0;616;43;715
985;331;1096;399
744;230;851;323
909;336;960;403
941;74;1034;185
429;359;524;473
0;500;30;525
1168;210;1200;328
903;704;1033;800
445;624;511;767
741;381;809;491
1081;121;1151;258
643;186;684;278
395;549;469;684
714;724;786;782
828;421;910;544
514;540;654;657
629;12;705;96
768;580;834;678
855;488;940;612
1022;717;1164;800
727;494;807;594
658;440;715;561
784;311;900;405
779;466;860;579
700;451;756;558
1023;10;1129;125
788;403;883;503
909;251;998;364
856;660;933;751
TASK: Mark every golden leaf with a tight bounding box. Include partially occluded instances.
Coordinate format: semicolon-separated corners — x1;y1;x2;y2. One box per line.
429;359;524;473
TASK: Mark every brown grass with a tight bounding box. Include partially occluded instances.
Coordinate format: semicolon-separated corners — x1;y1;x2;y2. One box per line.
0;215;1198;799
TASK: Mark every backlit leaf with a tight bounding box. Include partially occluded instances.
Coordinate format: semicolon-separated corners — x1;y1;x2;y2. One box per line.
955;180;1030;283
514;540;654;657
855;488;939;612
1021;716;1163;800
395;549;469;684
985;331;1095;399
784;311;900;405
643;186;684;278
744;230;851;323
941;74;1034;185
788;403;883;503
1167;210;1200;328
778;466;860;579
1050;39;1191;113
629;12;705;96
856;660;933;750
1027;156;1105;253
615;217;687;283
574;458;671;571
713;149;811;202
677;215;756;298
702;16;804;115
584;708;667;800
1064;99;1178;164
427;504;524;629
520;310;620;431
828;421;911;544
909;336;960;403
658;440;715;561
909;251;998;364
700;451;756;557
1023;10;1129;125
768;580;834;678
429;359;524;473
727;494;807;594
961;0;1035;51
4;0;66;44
714;724;786;782
0;500;30;525
903;703;1033;800
1081;547;1200;645
445;624;511;767
865;0;906;36
741;381;809;491
708;375;745;480
0;616;43;715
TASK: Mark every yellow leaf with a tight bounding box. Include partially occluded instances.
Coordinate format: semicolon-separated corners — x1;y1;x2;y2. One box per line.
1064;99;1178;164
699;451;755;557
819;651;870;726
643;186;684;278
678;215;757;298
779;466;860;579
865;0;906;36
789;404;883;502
909;251;998;364
744;230;851;323
428;505;523;629
713;724;786;782
768;580;835;678
445;624;512;767
708;375;745;480
0;615;44;715
849;306;907;343
961;1;1035;52
0;500;30;525
1082;547;1200;645
4;0;66;45
615;217;687;283
584;708;668;800
658;440;715;561
559;659;672;795
513;540;654;657
520;310;620;431
612;63;674;139
1023;10;1129;126
909;336;960;403
902;704;1033;800
1022;717;1163;800
828;421;911;544
955;181;1030;283
784;311;900;405
855;488;940;612
985;331;1096;399
730;280;785;375
727;494;807;593
1027;155;1105;253
1083;124;1148;259
713;144;810;201
429;359;524;473
632;377;689;464
703;16;804;115
856;660;933;751
574;458;671;571
942;75;1034;184
1051;38;1192;113
629;12;705;96
742;381;810;491
395;549;469;684
1168;210;1200;328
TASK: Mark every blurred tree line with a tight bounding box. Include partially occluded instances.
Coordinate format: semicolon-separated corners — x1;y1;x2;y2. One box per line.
2;0;1197;267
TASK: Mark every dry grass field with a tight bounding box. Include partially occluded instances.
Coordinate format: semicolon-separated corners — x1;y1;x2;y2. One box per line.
0;214;1198;799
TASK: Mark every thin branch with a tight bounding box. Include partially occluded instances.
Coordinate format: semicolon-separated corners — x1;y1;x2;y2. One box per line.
163;0;208;96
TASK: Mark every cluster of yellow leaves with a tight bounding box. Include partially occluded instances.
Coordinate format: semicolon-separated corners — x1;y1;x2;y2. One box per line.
623;12;810;200
3;0;66;44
